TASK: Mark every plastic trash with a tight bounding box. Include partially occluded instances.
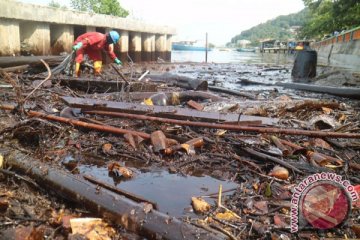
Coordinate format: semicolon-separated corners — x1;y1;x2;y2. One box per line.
149;92;168;106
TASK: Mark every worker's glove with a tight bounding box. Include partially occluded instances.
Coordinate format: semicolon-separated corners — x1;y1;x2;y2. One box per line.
114;58;122;65
72;42;83;51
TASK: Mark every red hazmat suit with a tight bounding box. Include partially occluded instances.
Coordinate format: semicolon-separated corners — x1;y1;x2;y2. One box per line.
74;32;117;63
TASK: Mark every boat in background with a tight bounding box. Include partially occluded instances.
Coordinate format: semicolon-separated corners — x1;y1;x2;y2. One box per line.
217;47;234;52
236;48;256;53
172;41;212;51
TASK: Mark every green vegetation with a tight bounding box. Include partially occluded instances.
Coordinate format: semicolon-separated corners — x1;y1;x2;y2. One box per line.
300;0;360;39
230;1;359;45
229;9;308;47
70;0;129;17
48;0;67;9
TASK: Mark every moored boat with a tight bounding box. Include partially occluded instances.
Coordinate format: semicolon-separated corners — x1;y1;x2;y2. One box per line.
172;41;212;51
236;48;256;52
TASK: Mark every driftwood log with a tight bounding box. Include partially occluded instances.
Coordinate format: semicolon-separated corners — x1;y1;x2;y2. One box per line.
208;86;256;99
86;91;224;102
2;149;227;240
237;79;360;99
278;82;360;99
0;56;65;68
1;64;29;72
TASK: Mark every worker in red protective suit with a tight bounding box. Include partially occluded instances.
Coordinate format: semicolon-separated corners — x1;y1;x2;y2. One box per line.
72;31;122;77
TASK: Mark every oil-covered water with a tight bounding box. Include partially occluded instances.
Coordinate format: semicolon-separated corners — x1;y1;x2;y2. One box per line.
79;165;237;217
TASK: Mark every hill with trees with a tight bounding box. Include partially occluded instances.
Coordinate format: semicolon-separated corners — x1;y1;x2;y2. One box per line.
230;1;360;46
229;9;308;47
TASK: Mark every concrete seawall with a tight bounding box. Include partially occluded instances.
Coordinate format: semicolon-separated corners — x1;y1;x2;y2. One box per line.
312;27;360;71
0;0;176;62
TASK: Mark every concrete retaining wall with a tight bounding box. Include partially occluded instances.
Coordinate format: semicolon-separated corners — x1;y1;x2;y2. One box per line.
0;0;175;34
312;27;360;70
314;40;360;70
0;0;175;62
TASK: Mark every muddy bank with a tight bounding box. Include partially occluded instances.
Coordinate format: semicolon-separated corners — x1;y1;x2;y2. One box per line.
0;60;360;239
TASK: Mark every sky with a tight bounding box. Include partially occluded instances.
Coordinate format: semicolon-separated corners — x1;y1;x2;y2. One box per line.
18;0;305;45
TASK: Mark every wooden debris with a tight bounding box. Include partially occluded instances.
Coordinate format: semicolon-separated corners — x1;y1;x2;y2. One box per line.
0;105;151;139
137;70;149;81
187;100;204;111
1;58;360;240
253;201;268;215
209;86;257;99
63;96;278;124
270;136;291;156
0;154;3;168
150;130;167;153
278;82;360;99
352;224;360;238
99;90;223;102
0;197;9;212
70;218;116;240
306;151;343;166
59;78;157;93
111;63;129;84
0;226;44;240
309;138;333;150
237;79;360;99
285;100;340;112
123;133;137;149
0;55;65;68
1;64;29;72
242;147;303;173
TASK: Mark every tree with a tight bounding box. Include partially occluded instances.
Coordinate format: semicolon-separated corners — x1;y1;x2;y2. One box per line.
299;0;360;39
70;0;129;17
332;0;360;30
70;0;92;12
49;0;67;9
49;0;60;8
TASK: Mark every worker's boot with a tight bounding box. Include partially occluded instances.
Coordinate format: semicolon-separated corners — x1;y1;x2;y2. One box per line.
75;62;81;77
94;61;102;76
